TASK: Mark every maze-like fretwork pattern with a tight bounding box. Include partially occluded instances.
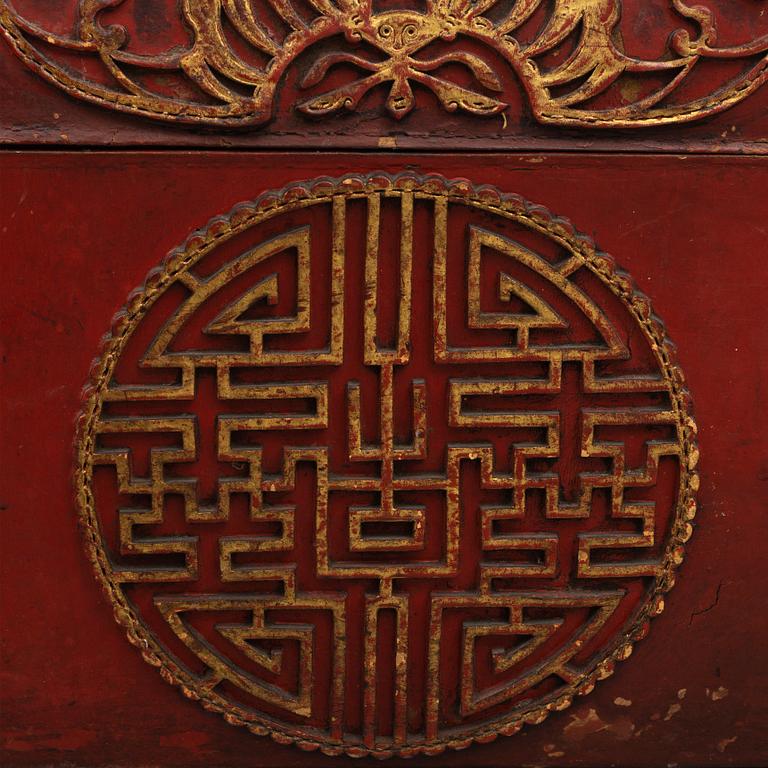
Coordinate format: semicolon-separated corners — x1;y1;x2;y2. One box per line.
78;175;696;757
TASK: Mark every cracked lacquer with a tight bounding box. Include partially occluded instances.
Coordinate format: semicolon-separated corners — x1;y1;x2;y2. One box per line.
0;0;766;128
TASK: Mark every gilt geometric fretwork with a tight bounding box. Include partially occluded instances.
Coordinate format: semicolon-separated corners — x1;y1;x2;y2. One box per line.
75;173;698;757
2;0;766;128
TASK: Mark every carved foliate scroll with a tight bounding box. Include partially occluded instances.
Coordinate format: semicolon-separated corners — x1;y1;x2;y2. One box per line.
2;0;766;128
75;174;697;757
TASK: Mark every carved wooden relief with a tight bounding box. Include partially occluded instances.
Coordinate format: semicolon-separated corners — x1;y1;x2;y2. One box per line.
2;0;766;129
74;173;697;758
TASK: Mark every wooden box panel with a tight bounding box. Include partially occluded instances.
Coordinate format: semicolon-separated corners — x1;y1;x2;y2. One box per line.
1;151;767;767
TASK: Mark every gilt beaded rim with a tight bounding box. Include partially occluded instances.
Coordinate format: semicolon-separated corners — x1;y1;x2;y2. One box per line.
74;173;698;758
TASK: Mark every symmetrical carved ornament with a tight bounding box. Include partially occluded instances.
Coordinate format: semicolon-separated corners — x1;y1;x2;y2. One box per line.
75;173;698;757
2;0;766;128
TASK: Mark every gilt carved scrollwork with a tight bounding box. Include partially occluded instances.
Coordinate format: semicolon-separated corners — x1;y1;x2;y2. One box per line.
75;173;698;757
1;0;767;128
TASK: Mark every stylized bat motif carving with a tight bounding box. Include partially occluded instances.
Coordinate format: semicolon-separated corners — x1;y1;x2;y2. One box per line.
1;0;767;126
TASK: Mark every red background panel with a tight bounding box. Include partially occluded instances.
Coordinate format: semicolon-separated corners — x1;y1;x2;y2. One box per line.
1;152;767;767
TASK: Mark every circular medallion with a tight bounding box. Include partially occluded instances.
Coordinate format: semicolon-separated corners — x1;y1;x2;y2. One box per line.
75;173;697;758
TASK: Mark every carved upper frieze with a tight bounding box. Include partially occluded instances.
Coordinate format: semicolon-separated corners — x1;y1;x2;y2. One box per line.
1;0;766;131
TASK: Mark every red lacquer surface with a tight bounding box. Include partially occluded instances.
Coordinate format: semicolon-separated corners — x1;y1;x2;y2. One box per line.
1;152;767;767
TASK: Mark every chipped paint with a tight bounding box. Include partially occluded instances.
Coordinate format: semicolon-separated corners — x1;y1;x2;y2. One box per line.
563;708;635;742
708;686;729;701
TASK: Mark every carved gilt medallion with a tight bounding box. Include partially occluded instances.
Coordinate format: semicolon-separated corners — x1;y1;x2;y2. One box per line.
75;174;697;757
2;0;766;128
